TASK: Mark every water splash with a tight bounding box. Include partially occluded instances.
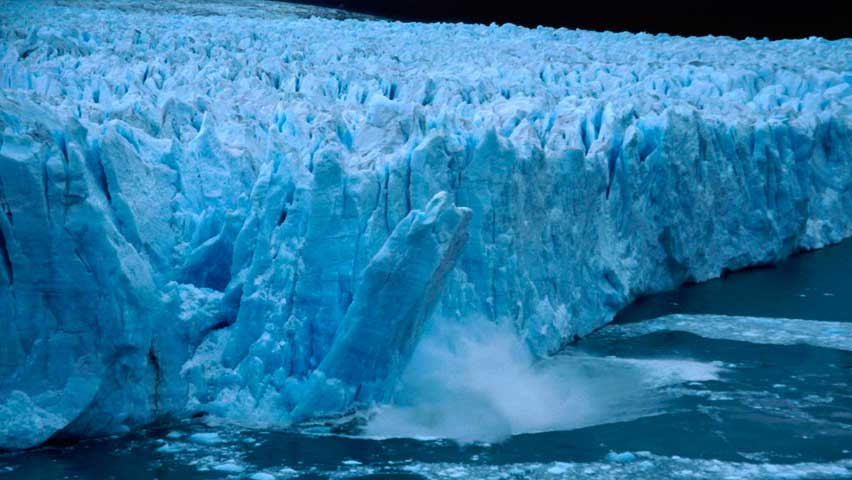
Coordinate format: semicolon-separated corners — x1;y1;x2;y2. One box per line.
365;317;721;443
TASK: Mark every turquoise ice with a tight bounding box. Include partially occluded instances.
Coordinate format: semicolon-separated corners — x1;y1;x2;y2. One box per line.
1;0;851;449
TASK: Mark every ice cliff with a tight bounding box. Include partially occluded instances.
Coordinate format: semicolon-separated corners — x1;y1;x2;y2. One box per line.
1;0;851;449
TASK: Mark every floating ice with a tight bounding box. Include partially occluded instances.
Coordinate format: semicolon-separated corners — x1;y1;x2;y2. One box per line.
212;462;245;473
249;473;277;480
370;455;852;480
1;0;851;448
155;442;185;453
189;432;224;445
597;314;852;351
606;452;638;463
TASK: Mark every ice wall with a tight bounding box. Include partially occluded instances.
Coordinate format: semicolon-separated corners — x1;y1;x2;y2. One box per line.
0;0;851;449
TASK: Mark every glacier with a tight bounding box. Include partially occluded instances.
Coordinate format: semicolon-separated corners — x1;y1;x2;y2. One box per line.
1;0;851;450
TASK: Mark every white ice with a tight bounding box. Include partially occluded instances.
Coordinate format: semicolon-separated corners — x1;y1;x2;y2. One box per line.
597;314;852;351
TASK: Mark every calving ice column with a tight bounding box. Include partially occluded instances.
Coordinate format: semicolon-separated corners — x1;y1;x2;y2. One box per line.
1;0;851;449
292;191;472;421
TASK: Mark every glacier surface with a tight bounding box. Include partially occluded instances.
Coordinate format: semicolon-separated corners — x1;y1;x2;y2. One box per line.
1;0;851;449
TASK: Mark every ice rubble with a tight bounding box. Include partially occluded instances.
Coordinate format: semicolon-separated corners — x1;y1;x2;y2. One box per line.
0;0;851;448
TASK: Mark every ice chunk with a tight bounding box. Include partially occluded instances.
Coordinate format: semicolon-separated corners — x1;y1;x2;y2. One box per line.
606;452;638;463
212;462;245;473
155;443;185;453
250;473;277;480
189;432;224;445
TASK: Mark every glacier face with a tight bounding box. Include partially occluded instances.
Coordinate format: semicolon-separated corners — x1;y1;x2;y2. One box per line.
1;0;851;449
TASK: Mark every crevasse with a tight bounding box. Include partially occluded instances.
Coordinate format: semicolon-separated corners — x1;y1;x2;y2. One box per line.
0;0;851;449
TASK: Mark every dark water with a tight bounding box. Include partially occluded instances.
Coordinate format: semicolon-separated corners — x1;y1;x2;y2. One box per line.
2;241;851;479
615;240;852;324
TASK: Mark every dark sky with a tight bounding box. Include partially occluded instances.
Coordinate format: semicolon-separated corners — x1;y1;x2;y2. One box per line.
290;0;850;40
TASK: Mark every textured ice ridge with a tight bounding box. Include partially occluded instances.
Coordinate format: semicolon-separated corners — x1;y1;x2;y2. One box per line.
1;0;851;449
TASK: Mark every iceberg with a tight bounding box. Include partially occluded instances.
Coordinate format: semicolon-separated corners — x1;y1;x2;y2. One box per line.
1;0;851;449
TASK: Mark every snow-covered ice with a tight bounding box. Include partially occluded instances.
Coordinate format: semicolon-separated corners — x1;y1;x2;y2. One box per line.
0;0;851;448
